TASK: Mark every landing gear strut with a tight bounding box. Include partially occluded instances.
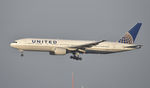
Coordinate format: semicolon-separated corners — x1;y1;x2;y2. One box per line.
70;52;82;60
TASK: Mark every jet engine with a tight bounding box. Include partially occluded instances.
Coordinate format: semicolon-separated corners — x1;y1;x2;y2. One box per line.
49;48;67;55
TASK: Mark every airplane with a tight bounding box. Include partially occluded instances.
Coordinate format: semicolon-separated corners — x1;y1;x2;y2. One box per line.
10;23;143;60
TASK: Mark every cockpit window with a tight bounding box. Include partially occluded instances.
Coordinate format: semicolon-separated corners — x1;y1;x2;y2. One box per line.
13;41;17;43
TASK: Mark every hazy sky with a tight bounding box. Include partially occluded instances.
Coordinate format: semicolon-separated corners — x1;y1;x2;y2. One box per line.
0;0;150;88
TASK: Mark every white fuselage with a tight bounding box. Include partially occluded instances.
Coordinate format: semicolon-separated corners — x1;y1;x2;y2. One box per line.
10;38;137;54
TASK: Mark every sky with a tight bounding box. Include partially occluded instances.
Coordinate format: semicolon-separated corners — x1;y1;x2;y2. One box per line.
0;0;150;88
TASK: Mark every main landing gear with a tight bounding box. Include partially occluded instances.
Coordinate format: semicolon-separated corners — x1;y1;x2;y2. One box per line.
70;52;82;60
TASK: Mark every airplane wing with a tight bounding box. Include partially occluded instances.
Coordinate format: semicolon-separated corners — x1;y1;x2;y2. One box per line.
67;40;106;52
70;40;106;49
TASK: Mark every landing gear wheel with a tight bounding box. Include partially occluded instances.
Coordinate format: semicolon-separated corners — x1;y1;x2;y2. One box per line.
70;56;82;61
70;52;82;61
21;53;24;56
70;56;74;59
78;57;82;60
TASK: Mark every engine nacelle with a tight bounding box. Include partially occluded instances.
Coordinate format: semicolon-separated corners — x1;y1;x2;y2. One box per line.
49;48;67;55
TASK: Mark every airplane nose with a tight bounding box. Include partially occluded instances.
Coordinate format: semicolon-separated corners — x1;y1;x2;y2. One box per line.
10;43;16;48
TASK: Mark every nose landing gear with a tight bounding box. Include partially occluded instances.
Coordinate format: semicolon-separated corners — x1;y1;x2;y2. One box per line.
19;50;24;56
21;53;24;56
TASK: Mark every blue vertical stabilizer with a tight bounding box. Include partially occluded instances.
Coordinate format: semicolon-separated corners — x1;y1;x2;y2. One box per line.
118;23;142;44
